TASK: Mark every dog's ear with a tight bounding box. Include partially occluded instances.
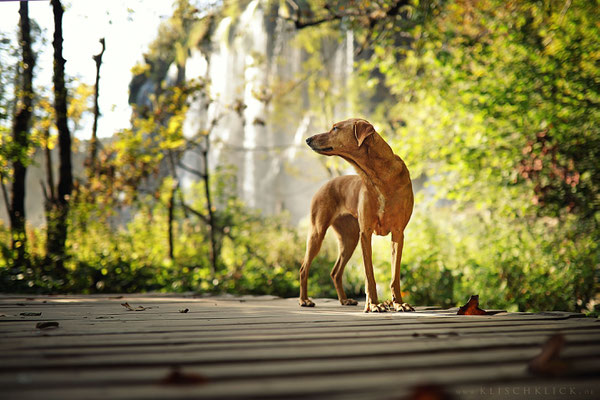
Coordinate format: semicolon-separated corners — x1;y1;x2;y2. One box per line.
354;120;375;147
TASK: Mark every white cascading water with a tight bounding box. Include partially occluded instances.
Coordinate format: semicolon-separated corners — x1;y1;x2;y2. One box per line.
180;0;355;223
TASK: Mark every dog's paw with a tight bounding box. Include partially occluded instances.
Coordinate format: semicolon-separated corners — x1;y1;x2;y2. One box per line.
381;300;394;311
299;299;315;307
340;299;358;306
364;302;387;313
393;301;415;312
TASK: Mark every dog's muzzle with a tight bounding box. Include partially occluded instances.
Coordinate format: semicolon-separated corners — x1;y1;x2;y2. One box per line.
306;136;333;153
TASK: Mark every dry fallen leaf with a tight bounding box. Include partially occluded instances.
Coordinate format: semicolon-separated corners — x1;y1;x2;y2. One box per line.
405;383;455;400
528;333;568;376
412;332;439;338
36;321;59;329
160;368;208;385
179;308;189;313
457;295;489;315
121;302;150;311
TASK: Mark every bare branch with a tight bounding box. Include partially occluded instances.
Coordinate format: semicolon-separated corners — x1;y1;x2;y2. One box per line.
181;202;210;225
40;180;49;203
281;0;411;30
219;143;303;152
177;162;206;178
89;37;106;175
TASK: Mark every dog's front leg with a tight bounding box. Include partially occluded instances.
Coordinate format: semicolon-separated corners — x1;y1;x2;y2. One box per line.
390;231;415;312
360;230;386;313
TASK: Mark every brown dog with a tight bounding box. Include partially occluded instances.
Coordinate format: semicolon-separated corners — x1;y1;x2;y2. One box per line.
299;118;415;312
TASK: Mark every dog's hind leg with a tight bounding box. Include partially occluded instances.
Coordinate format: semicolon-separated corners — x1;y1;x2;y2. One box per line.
331;214;359;306
299;223;327;307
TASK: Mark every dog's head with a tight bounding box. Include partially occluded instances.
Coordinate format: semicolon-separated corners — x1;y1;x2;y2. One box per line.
306;118;376;157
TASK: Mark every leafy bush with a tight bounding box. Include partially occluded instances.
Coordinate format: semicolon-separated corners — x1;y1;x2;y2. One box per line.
367;199;599;312
2;182;597;313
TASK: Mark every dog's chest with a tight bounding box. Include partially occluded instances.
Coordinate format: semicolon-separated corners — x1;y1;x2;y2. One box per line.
372;188;411;236
375;187;386;221
373;188;392;235
374;215;392;236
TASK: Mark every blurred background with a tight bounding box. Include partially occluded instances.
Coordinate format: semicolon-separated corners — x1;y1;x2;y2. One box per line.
0;0;598;313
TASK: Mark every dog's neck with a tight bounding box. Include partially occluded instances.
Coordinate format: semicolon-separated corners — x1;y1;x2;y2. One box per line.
345;133;410;195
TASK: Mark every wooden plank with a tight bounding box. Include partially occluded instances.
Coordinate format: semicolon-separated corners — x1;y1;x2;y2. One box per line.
1;323;598;354
2;325;600;359
2;332;600;371
2;312;595;337
3;363;600;400
0;302;582;320
1;342;599;387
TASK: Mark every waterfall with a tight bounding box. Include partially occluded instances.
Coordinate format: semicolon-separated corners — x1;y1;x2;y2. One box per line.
177;0;356;223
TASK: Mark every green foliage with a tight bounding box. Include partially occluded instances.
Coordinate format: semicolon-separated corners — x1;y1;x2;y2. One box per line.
375;0;600;218
1;0;598;314
0;32;17;124
389;201;598;312
0;169;305;296
358;0;600;312
273;0;599;312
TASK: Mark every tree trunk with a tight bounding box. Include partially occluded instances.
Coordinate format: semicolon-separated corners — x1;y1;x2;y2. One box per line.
165;150;179;261
42;126;56;252
43;127;56;202
10;1;35;266
167;184;176;260
47;0;72;273
89;38;105;176
201;135;218;276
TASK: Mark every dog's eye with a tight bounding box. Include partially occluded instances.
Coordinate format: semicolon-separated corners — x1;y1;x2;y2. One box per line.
332;126;338;131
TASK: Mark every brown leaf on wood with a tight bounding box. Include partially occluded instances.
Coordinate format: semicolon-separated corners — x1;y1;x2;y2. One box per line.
160;368;208;385
528;333;568;376
412;332;439;338
121;302;150;311
36;321;59;329
179;308;189;313
457;295;489;315
405;383;455;400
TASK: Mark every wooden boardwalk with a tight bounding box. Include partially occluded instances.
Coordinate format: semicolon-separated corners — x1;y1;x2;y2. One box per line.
1;294;599;399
